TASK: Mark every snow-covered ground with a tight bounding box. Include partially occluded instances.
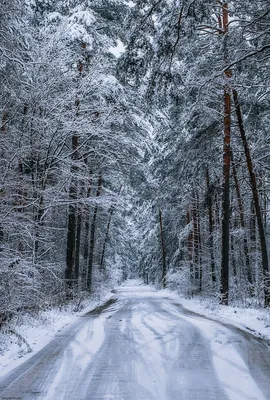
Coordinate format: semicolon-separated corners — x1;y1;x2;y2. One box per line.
0;292;114;376
178;294;270;341
1;280;270;400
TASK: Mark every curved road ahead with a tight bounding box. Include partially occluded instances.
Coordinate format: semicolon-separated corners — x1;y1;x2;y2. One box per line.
1;283;270;400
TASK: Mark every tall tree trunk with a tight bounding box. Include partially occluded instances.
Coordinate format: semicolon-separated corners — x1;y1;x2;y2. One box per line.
74;176;87;285
250;200;257;278
100;187;122;269
186;208;193;285
66;51;84;289
230;233;237;278
1;109;8;132
87;173;102;291
186;209;193;260
220;2;231;305
233;89;270;306
159;209;166;288
33;195;44;259
230;193;237;278
231;151;252;284
192;193;200;285
82;182;92;288
205;169;216;283
100;206;113;269
17;105;28;254
65;134;79;287
196;194;202;291
75;199;82;283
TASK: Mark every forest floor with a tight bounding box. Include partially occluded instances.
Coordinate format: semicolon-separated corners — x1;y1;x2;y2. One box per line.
0;281;270;399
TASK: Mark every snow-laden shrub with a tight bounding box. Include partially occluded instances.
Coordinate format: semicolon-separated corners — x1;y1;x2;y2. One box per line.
166;263;194;298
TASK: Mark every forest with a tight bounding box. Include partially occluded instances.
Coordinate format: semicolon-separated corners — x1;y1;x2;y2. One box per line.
1;0;270;331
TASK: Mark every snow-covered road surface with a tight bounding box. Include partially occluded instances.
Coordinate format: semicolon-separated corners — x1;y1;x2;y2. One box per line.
1;282;270;400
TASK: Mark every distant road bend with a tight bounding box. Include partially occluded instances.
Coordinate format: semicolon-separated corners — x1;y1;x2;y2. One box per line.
1;282;270;400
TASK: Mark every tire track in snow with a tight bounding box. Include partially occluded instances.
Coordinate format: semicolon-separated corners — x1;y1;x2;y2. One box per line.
164;300;270;400
1;286;270;400
65;298;154;400
0;298;117;400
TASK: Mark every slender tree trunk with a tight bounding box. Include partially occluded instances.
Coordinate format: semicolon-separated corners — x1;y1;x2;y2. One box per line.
186;209;193;260
233;89;270;306
100;206;113;269
65;134;79;287
250;201;257;278
83;212;90;265
66;52;85;290
75;203;82;283
87;173;102;291
74;176;87;285
231;151;252;284
205;169;216;283
214;187;221;229
220;2;231;305
230;232;237;277
196;194;202;291
34;195;44;258
17;105;28;253
192;193;200;284
230;193;238;278
1;109;8;132
220;89;231;305
186;208;193;286
159;209;167;288
100;187;122;269
82;183;92;288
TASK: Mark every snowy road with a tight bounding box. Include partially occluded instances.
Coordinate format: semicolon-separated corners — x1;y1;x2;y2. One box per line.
1;282;270;400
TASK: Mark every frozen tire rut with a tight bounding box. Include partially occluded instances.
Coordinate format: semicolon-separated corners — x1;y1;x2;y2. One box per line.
1;283;270;400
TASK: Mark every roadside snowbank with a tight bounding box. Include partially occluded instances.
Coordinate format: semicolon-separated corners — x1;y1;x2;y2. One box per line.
161;289;270;341
0;292;114;376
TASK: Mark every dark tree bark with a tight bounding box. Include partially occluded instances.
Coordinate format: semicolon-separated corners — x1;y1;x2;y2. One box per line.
220;86;231;305
74;175;87;285
100;187;122;269
186;208;194;285
231;151;252;284
230;192;237;278
87;173;102;291
74;199;82;283
17;105;28;254
82;181;92;288
65;134;79;287
233;89;270;306
186;208;193;260
1;109;8;132
159;209;167;288
65;55;83;289
34;195;44;258
196;194;202;291
100;206;113;269
205;169;216;283
192;193;200;286
220;2;231;305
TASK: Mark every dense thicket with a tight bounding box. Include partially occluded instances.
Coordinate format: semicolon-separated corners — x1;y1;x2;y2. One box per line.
0;0;270;327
